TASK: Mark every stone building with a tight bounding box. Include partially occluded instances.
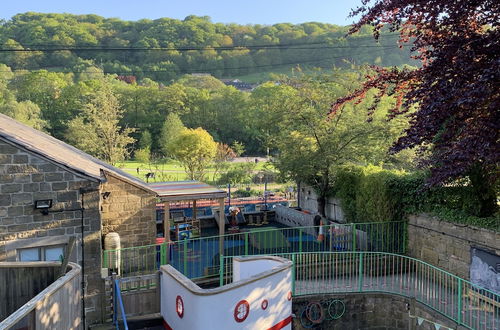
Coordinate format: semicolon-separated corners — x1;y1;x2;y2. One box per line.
0;114;157;326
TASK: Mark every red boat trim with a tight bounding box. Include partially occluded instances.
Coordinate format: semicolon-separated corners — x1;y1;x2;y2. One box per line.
266;315;292;330
163;319;173;330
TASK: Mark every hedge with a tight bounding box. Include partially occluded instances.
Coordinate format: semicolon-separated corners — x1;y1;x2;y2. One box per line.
331;164;499;231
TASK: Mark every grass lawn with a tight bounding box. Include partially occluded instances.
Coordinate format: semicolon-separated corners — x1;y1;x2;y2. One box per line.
115;158;274;183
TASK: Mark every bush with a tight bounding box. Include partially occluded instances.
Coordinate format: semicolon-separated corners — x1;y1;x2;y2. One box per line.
218;163;255;185
233;188;261;198
331;164;499;231
134;147;151;163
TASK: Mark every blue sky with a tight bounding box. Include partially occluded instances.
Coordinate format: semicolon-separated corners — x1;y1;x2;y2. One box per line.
2;0;363;25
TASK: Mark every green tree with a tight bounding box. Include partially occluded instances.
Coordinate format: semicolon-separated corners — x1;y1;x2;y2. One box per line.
138;130;152;149
66;83;135;165
160;113;185;157
0;100;47;130
134;147;151;164
231;141;245;157
260;72;406;216
168;127;217;181
218;162;256;185
8;70;71;137
213;143;237;182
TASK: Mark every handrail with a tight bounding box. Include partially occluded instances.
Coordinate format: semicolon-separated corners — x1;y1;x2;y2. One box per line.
221;252;500;330
103;221;406;278
113;279;129;330
103;221;405;252
0;262;81;329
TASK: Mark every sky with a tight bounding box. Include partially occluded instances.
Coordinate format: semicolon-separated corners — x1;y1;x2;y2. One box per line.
1;0;364;25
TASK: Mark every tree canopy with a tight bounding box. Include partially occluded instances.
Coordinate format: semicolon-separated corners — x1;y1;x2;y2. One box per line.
0;12;416;81
66;82;135;165
333;0;499;216
167;127;217;181
252;71;410;215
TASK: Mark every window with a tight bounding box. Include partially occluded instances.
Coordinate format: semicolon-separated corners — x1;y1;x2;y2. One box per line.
18;245;65;262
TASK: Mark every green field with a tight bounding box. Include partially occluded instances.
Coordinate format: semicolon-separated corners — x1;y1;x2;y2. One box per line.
115;159;273;183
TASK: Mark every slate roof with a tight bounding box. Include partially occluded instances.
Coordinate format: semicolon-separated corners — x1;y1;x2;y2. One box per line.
0;113;155;193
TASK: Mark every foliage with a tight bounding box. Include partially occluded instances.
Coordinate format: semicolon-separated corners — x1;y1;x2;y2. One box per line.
0;99;47;130
233;188;261;198
138;130;152;149
332;164;499;230
218;162;256;185
334;0;499;216
213;143;236;182
65;83;135;165
231;141;245;157
134;147;151;164
0;13;415;81
254;70;410;215
167;127;217;181
160;113;185;156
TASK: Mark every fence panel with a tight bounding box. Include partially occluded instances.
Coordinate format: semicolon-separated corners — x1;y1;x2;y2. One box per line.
103;222;406;278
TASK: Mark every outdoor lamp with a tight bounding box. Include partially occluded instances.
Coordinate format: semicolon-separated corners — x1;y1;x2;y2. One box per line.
34;199;53;215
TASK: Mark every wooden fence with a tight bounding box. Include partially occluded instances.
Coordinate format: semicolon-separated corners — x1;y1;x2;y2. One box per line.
0;262;81;330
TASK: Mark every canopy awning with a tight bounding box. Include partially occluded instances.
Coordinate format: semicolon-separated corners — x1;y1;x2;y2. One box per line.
148;180;226;201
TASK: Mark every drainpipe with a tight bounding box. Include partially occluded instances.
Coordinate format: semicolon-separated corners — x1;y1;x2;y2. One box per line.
79;186;99;329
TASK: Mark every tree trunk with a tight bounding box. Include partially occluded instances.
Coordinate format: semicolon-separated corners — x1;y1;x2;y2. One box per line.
317;195;326;217
469;166;498;217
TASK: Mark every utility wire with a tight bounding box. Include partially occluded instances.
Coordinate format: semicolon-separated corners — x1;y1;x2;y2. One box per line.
0;50;402;74
0;45;401;52
0;33;402;50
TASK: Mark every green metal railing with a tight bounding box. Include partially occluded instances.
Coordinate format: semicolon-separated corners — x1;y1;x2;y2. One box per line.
103;221;406;278
221;252;499;330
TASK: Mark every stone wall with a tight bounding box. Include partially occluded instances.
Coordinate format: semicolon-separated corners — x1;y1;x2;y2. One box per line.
0;139;103;325
298;183;345;222
408;214;500;280
100;174;156;247
292;293;461;330
0;139;157;326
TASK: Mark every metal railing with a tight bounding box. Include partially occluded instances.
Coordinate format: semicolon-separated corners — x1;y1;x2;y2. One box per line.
103;221;406;278
221;252;499;330
113;278;129;330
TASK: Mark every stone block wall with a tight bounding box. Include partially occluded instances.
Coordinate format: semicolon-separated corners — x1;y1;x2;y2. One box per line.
408;214;500;280
0;139;104;325
0;139;157;326
298;183;346;222
100;174;156;247
293;293;461;330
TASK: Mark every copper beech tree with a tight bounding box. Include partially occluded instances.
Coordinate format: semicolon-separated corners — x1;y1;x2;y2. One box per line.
333;0;499;216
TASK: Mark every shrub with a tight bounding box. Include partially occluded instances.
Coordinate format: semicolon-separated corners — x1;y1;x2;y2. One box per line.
331;164;499;230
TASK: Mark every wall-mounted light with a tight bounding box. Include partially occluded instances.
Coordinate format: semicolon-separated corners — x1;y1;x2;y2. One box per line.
34;199;53;215
102;191;111;200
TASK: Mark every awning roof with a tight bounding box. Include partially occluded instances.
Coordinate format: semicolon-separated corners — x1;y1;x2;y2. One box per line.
148;180;226;201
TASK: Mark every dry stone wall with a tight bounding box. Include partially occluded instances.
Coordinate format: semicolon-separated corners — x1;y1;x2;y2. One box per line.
292;293;461;330
408;214;500;280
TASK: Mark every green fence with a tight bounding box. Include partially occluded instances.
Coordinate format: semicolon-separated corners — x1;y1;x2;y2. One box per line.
221;252;499;330
103;221;406;278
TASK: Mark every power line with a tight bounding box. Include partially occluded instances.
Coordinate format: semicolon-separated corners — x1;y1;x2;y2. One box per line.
0;33;402;50
0;50;401;74
0;36;403;52
0;44;400;52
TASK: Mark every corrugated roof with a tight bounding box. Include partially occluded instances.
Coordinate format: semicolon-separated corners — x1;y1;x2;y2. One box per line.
0;113;154;193
148;181;226;201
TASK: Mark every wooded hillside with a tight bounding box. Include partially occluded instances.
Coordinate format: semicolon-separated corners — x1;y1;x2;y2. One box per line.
0;13;415;81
